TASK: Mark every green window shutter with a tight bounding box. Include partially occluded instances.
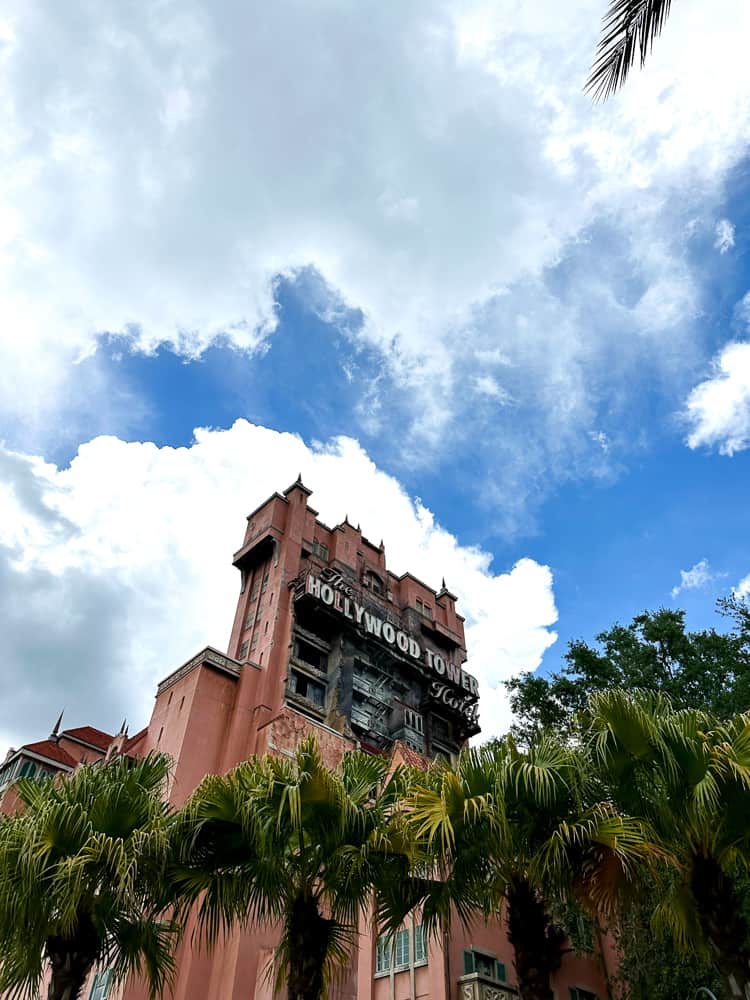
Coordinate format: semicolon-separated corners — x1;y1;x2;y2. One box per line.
495;961;506;982
463;950;476;975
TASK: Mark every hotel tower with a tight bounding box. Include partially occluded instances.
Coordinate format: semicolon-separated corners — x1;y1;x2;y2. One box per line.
0;480;613;1000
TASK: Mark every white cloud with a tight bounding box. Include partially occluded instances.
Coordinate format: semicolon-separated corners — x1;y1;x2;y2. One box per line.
473;375;511;402
685;341;750;454
588;430;611;454
734;574;750;599
0;421;557;752
714;218;736;254
0;0;749;477
671;558;714;598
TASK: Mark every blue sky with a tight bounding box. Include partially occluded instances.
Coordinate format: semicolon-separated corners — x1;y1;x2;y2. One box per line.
2;0;750;747
79;271;750;661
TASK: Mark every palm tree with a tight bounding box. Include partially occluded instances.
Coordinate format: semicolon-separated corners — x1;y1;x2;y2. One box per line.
172;736;413;1000
589;689;750;998
398;737;651;1000
0;752;179;1000
586;0;673;100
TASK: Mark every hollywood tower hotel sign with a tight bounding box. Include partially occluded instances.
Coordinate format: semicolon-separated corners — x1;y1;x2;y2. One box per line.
278;500;480;759
304;569;480;729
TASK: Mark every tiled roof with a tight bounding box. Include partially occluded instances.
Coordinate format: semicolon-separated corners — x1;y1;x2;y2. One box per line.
61;726;113;750
390;740;430;770
22;740;77;768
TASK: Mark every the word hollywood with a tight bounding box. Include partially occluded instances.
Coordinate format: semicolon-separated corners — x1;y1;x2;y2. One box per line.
304;572;479;698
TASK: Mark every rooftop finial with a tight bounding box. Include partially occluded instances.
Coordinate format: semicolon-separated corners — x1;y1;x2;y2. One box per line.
50;710;64;740
442;577;446;590
118;718;128;736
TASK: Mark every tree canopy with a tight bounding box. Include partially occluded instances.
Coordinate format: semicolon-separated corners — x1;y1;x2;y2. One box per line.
507;600;750;745
0;752;179;1000
172;736;414;1000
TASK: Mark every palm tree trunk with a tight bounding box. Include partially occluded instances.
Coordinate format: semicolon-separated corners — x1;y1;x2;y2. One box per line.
691;854;750;999
286;895;332;1000
45;939;94;1000
505;876;566;1000
45;916;99;1000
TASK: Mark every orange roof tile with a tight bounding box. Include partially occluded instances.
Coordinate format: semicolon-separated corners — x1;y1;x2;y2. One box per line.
61;726;113;750
390;740;430;770
22;740;77;768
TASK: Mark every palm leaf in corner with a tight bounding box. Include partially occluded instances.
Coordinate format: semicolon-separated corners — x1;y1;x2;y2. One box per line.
586;0;673;100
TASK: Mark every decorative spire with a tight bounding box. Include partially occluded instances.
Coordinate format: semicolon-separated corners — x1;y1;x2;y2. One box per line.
283;475;312;498
442;577;446;589
118;718;128;736
50;710;64;740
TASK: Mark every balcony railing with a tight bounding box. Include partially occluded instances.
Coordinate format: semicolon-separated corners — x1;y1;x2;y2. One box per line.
457;972;518;1000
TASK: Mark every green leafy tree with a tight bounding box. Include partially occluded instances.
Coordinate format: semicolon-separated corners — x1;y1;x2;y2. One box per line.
398;737;650;1000
590;689;750;998
586;0;673;99
507;604;750;745
507;601;750;1000
614;891;724;1000
0;753;179;1000
172;736;413;1000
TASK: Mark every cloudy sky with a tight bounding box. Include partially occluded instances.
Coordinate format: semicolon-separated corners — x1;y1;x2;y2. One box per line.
1;0;750;751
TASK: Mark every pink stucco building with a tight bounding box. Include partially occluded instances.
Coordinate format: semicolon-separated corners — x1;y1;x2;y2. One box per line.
0;480;615;1000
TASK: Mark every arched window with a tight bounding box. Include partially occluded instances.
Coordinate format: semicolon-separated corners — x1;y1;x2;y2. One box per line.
364;570;383;595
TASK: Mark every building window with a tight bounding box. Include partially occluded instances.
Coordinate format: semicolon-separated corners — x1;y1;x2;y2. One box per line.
261;573;269;594
394;929;409;968
415;597;432;619
312;540;329;561
0;759;19;787
431;716;453;742
264;621;269;634
245;613;254;630
19;760;38;779
414;924;427;964
570;990;598;1000
239;641;249;660
89;969;112;1000
376;935;391;975
250;579;260;601
295;638;326;671
167;691;173;706
251;635;259;651
179;696;185;711
375;926;426;977
157;728;163;744
289;670;326;707
364;570;382;595
404;709;424;734
463;951;505;982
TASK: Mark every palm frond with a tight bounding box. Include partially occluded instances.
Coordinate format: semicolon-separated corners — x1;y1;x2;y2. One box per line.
586;0;673;100
0;753;177;998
